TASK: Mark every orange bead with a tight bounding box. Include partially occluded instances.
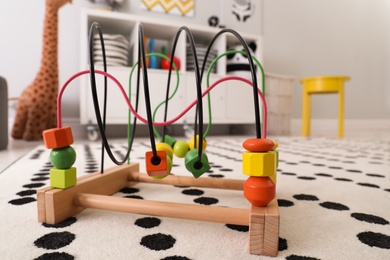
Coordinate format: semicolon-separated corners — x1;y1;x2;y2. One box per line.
242;138;275;152
244;176;275;207
145;150;169;178
42;127;74;149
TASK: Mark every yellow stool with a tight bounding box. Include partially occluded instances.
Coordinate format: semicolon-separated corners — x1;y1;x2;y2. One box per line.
301;76;350;138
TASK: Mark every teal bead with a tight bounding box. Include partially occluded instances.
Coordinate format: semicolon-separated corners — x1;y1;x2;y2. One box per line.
163;135;177;147
50;146;76;169
184;149;211;178
173;140;189;158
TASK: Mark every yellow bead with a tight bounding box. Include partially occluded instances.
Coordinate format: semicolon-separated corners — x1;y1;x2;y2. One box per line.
49;167;77;189
242;151;277;177
151;155;172;179
188;135;207;150
272;140;279;150
156;142;173;159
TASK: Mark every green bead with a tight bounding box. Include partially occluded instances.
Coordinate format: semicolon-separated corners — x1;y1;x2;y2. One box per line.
163;135;176;147
184;149;211;178
173;140;189;158
50;146;76;169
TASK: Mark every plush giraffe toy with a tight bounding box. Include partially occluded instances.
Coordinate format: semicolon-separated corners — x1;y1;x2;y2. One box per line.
12;0;72;141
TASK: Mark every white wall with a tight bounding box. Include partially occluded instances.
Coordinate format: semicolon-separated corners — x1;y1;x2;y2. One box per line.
263;0;390;120
1;0;389;125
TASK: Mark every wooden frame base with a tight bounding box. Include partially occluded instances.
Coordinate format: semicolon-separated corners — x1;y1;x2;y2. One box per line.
37;163;279;256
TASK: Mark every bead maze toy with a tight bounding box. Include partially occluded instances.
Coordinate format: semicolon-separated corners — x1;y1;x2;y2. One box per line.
37;22;280;257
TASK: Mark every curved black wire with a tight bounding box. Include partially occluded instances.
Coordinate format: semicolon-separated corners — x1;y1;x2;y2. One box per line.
88;22;133;168
149;26;205;161
200;28;262;138
137;24;160;162
176;27;204;159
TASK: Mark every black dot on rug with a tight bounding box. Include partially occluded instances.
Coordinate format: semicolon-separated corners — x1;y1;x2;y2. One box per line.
279;237;288;251
351;213;389;225
140;233;176;251
124;195;144;200
297;176;316;180
135;217;162;229
357;183;380;189
357;231;390;249
8;197;36;205
34;232;76;250
312;163;326;167
161;256;191;260
286;254;321;260
208;174;225;178
119;187;140;194
293;194;319;201
319;201;349;211
194;197;218;205
346;169;362;173
42;217;77;228
34;252;74;260
34;173;49;176
16;190;37;197
225;224;249;232
31;176;49;182
220;168;233;172
278;199;294;207
282;172;297;176
314;173;333;177
334;178;353;182
366;173;385;178
182;189;204;196
23;183;46;189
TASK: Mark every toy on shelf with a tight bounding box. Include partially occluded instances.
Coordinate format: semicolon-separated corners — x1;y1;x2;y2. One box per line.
37;21;280;257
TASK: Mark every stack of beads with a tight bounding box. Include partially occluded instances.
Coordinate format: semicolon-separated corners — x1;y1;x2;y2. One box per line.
42;126;77;189
242;138;278;207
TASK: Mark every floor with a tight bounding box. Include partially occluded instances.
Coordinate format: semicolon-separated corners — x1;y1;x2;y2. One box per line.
1;128;389;174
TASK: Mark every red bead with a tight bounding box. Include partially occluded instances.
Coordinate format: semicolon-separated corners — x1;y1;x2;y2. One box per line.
242;138;275;152
42;127;74;149
244;176;275;207
145;150;169;177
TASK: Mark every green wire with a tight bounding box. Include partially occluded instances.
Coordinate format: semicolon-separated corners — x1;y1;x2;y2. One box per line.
128;52;180;142
203;49;265;137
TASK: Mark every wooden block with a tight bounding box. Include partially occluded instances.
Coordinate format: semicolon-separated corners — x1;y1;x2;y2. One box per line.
37;163;139;224
50;167;77;189
263;198;280;256
249;205;266;254
42;126;74;149
248;198;280;256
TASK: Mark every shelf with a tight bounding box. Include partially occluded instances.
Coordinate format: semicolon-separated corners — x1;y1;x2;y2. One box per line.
79;9;263;126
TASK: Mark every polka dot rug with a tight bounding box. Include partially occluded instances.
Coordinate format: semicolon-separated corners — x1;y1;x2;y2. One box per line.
1;136;389;259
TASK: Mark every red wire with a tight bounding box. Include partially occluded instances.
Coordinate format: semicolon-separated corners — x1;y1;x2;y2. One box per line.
57;70;268;138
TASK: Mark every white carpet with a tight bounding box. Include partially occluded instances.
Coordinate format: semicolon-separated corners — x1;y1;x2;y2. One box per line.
1;136;390;260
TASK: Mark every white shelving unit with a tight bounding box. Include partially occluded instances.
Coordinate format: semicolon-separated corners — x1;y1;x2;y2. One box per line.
79;9;263;132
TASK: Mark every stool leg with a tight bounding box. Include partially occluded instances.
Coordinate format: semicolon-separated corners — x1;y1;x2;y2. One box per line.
302;91;311;137
338;87;344;138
